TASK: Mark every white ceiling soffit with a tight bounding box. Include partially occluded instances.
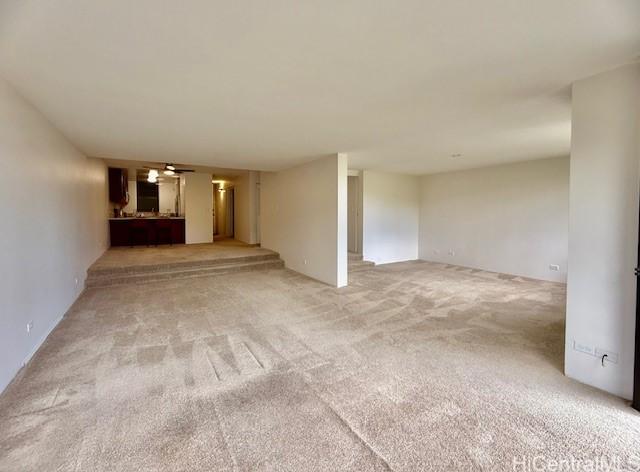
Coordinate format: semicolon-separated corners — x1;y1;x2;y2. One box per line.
0;1;639;174
103;158;247;178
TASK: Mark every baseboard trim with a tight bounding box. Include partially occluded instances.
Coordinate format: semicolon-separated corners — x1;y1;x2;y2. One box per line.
21;313;65;369
0;287;86;395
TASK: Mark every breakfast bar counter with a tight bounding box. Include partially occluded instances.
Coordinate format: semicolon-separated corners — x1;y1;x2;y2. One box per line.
109;217;185;246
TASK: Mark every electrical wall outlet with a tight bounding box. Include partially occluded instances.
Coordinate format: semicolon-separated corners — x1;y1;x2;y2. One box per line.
303;259;308;265
26;321;34;334
448;249;455;256
75;277;79;287
549;264;560;272
573;341;619;365
595;348;619;364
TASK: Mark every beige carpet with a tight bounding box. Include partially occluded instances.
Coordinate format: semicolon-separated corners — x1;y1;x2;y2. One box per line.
90;240;273;271
1;261;639;471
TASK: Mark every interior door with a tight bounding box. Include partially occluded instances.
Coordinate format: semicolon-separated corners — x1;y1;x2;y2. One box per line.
347;176;358;253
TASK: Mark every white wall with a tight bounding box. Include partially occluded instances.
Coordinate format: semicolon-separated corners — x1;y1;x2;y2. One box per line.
184;173;213;244
122;179;137;214
261;154;348;287
179;175;186;216
362;171;420;265
233;171;259;244
419;157;569;282
158;178;178;214
0;78;108;393
565;63;640;400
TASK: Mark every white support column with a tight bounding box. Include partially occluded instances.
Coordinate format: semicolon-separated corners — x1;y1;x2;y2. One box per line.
260;153;348;287
565;63;640;399
336;153;348;287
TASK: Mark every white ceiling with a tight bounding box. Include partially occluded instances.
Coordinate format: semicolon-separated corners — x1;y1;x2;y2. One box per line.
103;159;247;179
1;1;639;174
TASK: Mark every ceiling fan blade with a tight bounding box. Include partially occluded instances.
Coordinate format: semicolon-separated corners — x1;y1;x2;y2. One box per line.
176;169;195;173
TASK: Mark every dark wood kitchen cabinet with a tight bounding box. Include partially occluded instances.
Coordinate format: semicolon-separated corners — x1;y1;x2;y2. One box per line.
108;219;131;246
109;218;185;247
108;168;129;204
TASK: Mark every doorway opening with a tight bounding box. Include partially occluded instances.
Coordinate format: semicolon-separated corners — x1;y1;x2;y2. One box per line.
213;182;235;241
347;171;374;276
347;174;361;254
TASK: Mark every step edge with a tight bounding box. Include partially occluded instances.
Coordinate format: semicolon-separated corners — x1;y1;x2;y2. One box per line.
87;252;280;276
86;260;284;287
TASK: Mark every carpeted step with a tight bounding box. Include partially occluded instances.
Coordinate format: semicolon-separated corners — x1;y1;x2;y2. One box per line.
86;258;284;288
348;259;375;272
348;252;363;261
87;252;281;277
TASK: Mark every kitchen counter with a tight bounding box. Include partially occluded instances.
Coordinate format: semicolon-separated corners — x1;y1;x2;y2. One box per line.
109;216;185;220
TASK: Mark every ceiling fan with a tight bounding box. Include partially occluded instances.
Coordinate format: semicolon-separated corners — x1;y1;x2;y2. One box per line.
144;163;196;176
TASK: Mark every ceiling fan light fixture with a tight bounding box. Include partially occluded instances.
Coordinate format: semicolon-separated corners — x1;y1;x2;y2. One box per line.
163;169;175;176
166;164;176;171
